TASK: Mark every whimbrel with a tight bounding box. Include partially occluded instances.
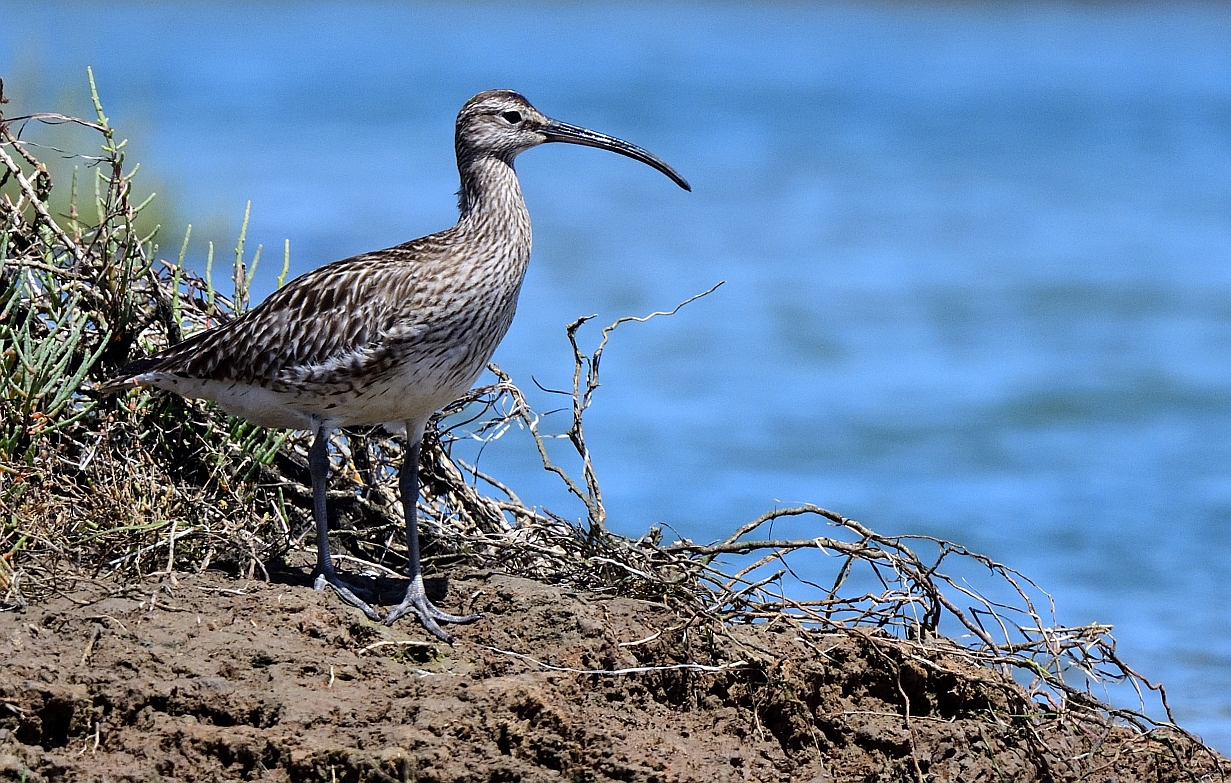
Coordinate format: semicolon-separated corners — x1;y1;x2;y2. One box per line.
99;90;689;641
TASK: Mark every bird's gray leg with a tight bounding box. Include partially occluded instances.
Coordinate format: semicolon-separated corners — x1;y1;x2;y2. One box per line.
309;425;382;621
384;433;481;641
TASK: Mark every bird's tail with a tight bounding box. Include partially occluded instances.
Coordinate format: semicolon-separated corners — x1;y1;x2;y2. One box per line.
94;357;164;394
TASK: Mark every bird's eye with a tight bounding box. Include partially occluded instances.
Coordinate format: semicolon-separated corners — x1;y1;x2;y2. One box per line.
501;110;523;124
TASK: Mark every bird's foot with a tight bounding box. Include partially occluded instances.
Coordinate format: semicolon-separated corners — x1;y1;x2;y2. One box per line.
383;578;480;643
312;569;383;622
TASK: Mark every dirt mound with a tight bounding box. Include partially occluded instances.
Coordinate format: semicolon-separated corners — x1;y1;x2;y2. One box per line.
1;567;1223;782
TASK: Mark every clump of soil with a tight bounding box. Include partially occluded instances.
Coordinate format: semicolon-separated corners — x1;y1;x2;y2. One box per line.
1;567;1223;782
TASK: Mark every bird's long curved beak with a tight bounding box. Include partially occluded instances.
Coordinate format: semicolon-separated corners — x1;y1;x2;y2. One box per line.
541;119;691;192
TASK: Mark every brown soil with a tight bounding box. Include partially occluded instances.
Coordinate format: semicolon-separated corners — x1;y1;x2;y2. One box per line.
0;567;1225;783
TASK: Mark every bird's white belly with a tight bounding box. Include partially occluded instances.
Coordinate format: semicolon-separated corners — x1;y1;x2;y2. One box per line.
143;342;484;432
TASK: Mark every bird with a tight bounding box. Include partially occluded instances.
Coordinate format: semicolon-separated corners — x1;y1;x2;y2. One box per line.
98;90;690;642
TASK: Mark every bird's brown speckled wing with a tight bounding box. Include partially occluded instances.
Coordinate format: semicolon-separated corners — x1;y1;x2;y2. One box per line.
106;239;439;391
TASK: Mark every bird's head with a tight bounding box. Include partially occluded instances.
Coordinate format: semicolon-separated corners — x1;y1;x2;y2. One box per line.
455;90;690;191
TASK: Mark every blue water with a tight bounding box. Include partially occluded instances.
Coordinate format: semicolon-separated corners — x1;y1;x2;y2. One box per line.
6;2;1231;750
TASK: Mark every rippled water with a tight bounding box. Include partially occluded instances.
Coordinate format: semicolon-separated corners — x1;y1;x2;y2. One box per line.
6;2;1231;748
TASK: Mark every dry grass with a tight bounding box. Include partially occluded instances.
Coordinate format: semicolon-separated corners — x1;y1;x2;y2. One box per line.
1;72;1225;779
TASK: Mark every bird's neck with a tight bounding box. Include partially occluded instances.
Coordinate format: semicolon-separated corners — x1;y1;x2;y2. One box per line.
456;156;531;245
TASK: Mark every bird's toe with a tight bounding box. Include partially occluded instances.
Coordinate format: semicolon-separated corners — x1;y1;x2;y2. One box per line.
313;571;383;622
383;584;479;642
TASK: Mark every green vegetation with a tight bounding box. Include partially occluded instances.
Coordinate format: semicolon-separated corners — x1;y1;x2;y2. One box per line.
0;69;292;590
